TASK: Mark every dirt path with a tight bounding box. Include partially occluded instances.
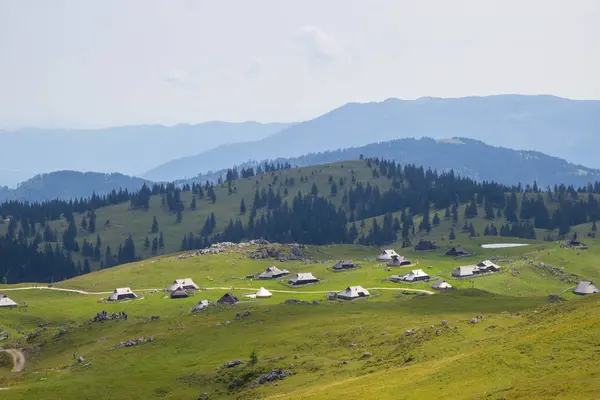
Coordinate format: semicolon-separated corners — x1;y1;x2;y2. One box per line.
0;348;25;372
2;285;434;296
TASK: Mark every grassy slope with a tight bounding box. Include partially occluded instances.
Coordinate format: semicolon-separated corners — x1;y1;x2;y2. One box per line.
0;159;593;276
2;239;600;398
0;161;390;266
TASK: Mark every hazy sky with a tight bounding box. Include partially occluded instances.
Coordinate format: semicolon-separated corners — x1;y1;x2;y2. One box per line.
1;0;599;128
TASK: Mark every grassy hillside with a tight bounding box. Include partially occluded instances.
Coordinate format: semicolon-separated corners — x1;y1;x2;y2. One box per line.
0;161;391;267
2;238;600;398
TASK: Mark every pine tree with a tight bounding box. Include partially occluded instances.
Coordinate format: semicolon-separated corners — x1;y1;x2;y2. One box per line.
151;216;159;233
432;213;440;226
330;182;338;197
81;216;88;230
311;183;319;196
469;223;476;237
190;196;197;210
240;198;246;214
449;228;456;240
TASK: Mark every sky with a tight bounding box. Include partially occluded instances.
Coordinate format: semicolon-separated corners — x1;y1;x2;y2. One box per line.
0;0;599;129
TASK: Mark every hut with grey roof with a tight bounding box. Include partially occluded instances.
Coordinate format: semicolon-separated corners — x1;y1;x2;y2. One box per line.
446;246;470;257
170;287;190;299
337;286;370;300
377;249;399;261
107;287;137;301
387;255;411;267
258;266;290;279
167;278;199;292
217;292;239;305
333;260;356;271
288;272;319;285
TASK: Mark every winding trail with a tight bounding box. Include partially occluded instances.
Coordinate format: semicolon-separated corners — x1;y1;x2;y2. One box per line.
1;285;434;296
0;348;25;372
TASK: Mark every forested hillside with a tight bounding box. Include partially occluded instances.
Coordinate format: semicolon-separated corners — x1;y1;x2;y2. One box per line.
0;170;151;202
2;158;600;284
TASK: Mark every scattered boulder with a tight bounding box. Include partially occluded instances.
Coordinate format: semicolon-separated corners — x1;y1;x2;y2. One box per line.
348;343;358;348
343;360;349;365
436;329;441;336
441;320;448;326
150;316;160;321
294;354;300;359
312;301;320;306
470;318;479;324
405;329;414;337
223;360;245;368
77;356;84;363
197;393;209;400
242;311;252;318
236;312;241;320
361;352;373;359
116;336;154;349
255;369;293;385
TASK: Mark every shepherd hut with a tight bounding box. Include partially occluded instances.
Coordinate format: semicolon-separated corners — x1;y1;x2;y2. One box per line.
167;278;199;292
0;293;17;308
255;287;273;298
573;281;599;295
258;266;290;279
377;249;399;261
337;286;370;300
387;255;411;267
107;288;137;301
288;273;320;285
217;292;239;305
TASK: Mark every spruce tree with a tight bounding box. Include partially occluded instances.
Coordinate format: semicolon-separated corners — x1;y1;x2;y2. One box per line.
190;196;197;210
81;216;88;230
469;223;476;237
240;198;246;214
144;236;150;249
151;216;159;233
311;183;319;196
152;238;158;254
432;213;440;226
449;227;456;240
176;209;182;223
159;232;165;249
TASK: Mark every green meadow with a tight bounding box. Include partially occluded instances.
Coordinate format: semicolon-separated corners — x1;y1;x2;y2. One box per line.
2;237;600;399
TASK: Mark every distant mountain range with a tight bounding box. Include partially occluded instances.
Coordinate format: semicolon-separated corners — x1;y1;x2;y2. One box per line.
145;95;600;182
0;121;290;187
178;137;600;189
0;171;151;203
3;137;600;203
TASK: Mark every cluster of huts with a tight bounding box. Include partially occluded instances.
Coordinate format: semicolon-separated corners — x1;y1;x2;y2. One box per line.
452;260;500;278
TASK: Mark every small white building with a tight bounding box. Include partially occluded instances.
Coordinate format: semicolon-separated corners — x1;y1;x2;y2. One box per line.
573;281;599;295
255;287;273;298
167;278;199;292
337;286;370;300
107;287;137;301
0;293;17;308
377;249;399;261
431;281;453;291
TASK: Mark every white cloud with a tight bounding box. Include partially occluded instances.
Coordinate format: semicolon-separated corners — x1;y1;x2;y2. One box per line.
296;26;341;64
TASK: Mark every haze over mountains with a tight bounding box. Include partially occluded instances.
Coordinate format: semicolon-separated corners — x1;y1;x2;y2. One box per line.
0;122;290;187
145;95;600;182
